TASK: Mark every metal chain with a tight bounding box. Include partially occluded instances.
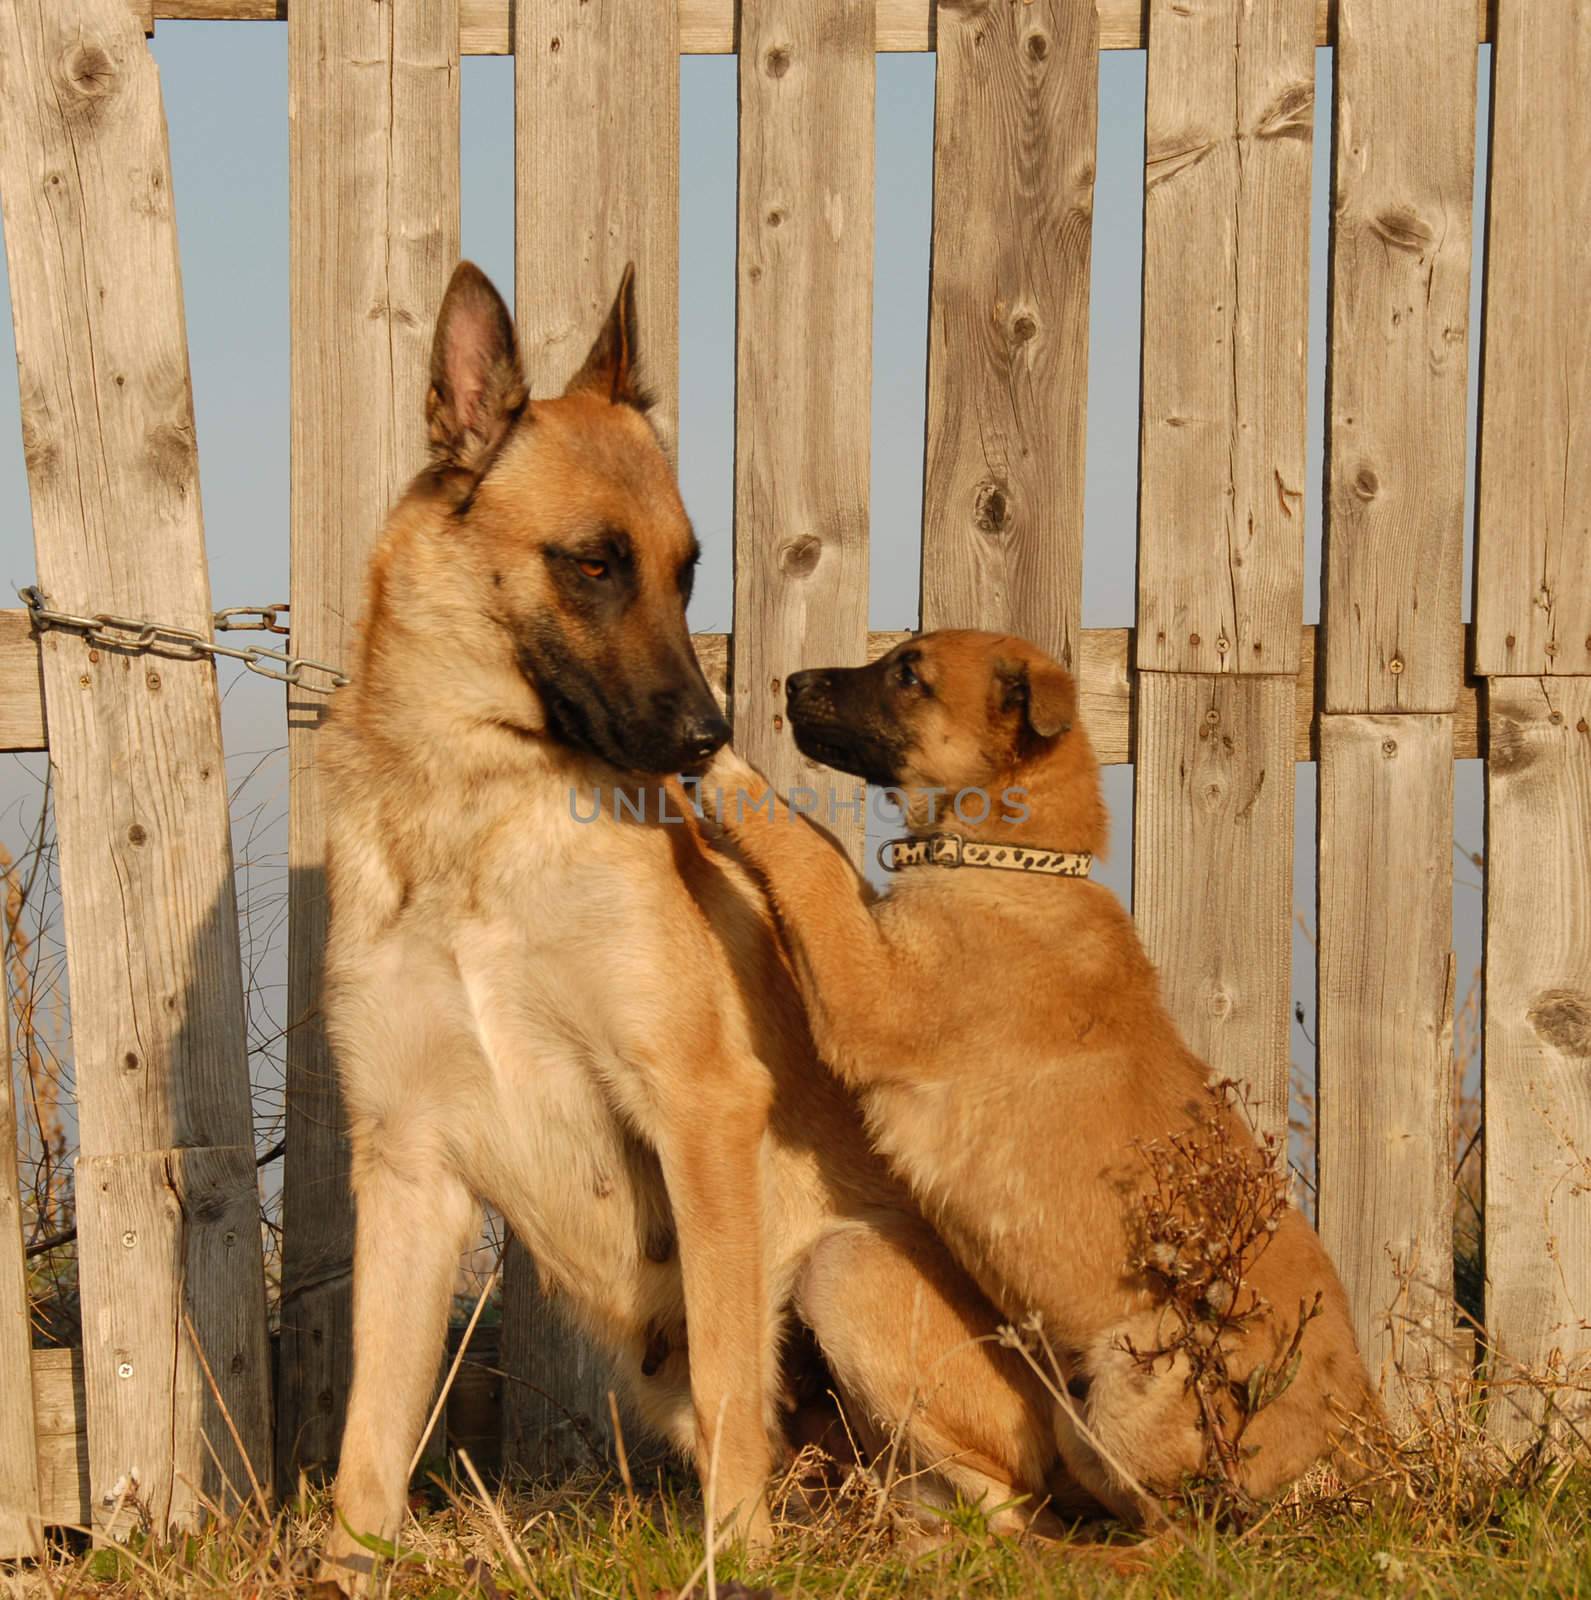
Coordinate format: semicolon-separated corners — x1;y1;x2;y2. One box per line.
18;587;349;692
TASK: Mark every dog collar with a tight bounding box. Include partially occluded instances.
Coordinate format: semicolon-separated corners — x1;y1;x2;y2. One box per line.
877;834;1093;879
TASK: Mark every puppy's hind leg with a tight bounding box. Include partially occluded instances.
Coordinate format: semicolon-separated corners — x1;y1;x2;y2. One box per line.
796;1216;1075;1537
317;1107;478;1593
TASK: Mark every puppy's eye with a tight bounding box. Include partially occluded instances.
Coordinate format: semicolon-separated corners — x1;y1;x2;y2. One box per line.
577;558;609;580
897;660;920;689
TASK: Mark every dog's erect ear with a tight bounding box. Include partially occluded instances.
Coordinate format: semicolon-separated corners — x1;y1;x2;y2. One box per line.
997;654;1076;740
426;261;528;479
564;264;653;410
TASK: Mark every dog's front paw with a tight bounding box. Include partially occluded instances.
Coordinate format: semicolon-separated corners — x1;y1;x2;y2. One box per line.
699;745;772;828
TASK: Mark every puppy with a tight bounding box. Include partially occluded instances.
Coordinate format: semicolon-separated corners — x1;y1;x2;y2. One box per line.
705;629;1381;1520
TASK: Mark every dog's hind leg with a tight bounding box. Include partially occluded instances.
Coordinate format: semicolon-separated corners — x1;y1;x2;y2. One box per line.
796;1216;1078;1535
317;1111;478;1593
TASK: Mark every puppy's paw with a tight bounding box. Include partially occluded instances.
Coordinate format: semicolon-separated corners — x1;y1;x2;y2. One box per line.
700;745;772;827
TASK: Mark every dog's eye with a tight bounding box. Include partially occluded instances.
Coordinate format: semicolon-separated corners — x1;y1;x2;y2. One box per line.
576;558;609;580
897;660;920;689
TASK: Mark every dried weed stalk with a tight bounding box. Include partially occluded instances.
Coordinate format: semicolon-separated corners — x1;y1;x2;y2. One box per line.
1123;1077;1322;1512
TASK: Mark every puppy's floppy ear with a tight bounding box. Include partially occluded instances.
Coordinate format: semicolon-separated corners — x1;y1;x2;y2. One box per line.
427;261;529;479
565;263;654;411
997;653;1076;740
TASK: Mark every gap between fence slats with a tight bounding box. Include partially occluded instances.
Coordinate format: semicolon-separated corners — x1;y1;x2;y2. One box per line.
281;0;460;1483
1137;0;1313;676
732;0;875;859
1315;0;1476;1408
145;0;1499;52
0;0;271;1526
1317;713;1456;1396
921;0;1096;676
1472;0;1591;677
1483;681;1591;1440
502;0;681;1476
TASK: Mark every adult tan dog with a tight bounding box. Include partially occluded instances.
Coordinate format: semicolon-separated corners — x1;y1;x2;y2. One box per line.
706;630;1381;1522
315;268;1080;1588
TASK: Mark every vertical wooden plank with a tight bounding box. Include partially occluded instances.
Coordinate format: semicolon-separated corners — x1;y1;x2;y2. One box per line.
514;0;680;443
1132;0;1311;1143
921;0;1096;674
0;992;41;1557
1317;715;1455;1392
1132;677;1294;1135
1324;0;1475;712
1472;1;1591;678
1315;0;1475;1402
0;0;270;1524
282;0;459;1479
77;1148;270;1536
31;1348;89;1527
1137;0;1314;676
733;0;874;853
502;0;680;1473
1484;681;1591;1437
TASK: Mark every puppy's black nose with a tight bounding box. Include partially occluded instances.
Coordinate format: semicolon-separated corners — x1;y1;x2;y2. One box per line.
679;710;731;765
787;669;824;705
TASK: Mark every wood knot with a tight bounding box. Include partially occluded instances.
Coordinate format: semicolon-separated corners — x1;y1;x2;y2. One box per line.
1369;206;1435;254
1025;31;1049;61
973;481;1011;534
1011;312;1038;344
766;207;785;228
127;823;147;846
1381;739;1398;758
779;534;822;577
62;42;116;103
765;45;791;78
1527;990;1591;1057
1352;465;1379;501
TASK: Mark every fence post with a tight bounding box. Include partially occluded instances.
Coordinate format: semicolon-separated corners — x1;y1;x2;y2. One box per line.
1473;0;1591;1442
1132;0;1314;1142
278;0;460;1483
1314;0;1476;1401
0;0;270;1534
499;0;681;1475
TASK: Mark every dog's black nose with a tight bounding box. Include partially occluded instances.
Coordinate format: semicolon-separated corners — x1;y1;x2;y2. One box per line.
679;711;731;766
787;669;824;705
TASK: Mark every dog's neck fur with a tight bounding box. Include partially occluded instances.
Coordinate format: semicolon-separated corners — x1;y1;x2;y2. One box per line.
902;724;1110;862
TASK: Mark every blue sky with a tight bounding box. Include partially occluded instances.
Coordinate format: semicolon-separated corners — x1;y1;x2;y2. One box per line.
0;25;1491;1135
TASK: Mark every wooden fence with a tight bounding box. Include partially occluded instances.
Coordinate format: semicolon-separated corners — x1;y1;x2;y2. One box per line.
2;0;1588;1553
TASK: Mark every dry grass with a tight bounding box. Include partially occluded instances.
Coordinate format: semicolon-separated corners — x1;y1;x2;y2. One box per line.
4;1447;1591;1600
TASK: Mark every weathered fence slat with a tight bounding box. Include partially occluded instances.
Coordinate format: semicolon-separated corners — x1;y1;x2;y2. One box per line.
31;1348;88;1528
1472;0;1591;678
1136;0;1313;676
1323;0;1474;713
0;999;41;1557
732;0;875;856
1132;677;1295;1135
77;1147;271;1536
1315;0;1475;1401
501;0;681;1474
0;0;270;1525
1483;681;1591;1438
921;0;1096;676
281;0;460;1481
1131;0;1312;1140
1317;714;1456;1392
